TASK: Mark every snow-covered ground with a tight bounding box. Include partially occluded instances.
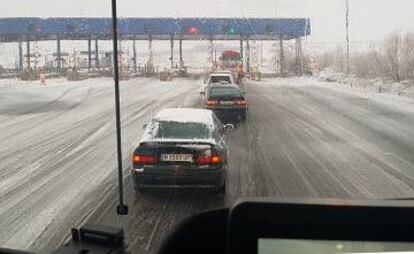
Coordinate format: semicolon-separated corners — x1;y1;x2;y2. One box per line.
317;69;414;99
2;75;414;252
257;76;414;116
0;76;203;251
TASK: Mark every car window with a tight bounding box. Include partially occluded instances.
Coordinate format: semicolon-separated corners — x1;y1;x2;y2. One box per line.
209;87;243;98
210;75;231;83
153;121;211;139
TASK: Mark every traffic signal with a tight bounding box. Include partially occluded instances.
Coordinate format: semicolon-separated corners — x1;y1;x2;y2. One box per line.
221;24;236;35
187;26;198;34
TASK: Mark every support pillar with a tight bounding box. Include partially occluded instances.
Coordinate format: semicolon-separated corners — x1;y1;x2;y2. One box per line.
26;38;31;71
240;39;244;69
246;38;250;73
87;38;92;69
208;36;214;63
295;37;302;76
279;38;285;76
133;39;137;72
260;40;263;67
18;38;23;70
95;39;100;70
214;49;217;62
170;34;174;68
252;40;257;70
57;36;62;70
147;35;154;75
179;37;183;70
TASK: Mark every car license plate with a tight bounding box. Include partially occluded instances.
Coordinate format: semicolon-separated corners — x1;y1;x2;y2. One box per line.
161;154;193;162
220;101;234;105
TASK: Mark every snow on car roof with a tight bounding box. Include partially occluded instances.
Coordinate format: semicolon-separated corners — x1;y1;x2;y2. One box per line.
146;138;216;145
139;108;216;145
209;73;232;76
153;108;213;125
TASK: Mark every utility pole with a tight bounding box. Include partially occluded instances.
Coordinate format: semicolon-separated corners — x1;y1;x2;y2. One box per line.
275;0;278;17
345;0;350;75
111;0;128;216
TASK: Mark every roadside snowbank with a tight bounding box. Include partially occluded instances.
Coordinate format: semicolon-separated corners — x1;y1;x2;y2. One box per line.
317;69;414;99
274;76;414;115
0;77;93;88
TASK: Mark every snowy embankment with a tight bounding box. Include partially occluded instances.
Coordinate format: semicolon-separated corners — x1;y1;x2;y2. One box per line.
317;69;414;99
267;76;414;115
0;77;88;88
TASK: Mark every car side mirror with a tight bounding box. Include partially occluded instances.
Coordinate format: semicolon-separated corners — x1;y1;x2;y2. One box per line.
223;123;234;132
142;123;148;130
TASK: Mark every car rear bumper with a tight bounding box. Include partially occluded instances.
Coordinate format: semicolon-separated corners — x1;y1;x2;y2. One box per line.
210;107;247;121
132;167;226;188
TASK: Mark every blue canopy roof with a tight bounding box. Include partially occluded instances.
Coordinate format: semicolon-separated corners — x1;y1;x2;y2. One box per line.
0;17;310;41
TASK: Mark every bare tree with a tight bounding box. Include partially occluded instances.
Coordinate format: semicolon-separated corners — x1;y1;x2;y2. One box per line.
351;52;371;78
401;32;414;80
314;46;346;72
334;46;346;72
315;31;414;82
367;45;388;79
384;32;401;82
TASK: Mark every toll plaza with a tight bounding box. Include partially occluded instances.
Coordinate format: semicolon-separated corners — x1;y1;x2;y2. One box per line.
0;18;310;79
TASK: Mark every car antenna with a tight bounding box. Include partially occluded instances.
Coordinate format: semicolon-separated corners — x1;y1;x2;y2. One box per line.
111;0;128;215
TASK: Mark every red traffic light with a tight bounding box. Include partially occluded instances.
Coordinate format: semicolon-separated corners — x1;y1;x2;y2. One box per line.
187;26;199;34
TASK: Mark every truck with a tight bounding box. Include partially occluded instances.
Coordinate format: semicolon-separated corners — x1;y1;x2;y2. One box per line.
218;50;244;84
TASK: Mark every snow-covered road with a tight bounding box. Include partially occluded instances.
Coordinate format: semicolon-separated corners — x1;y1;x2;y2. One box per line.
0;77;201;251
1;77;414;253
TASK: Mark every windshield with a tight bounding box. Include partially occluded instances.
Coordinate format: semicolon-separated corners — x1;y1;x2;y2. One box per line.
1;0;414;253
209;87;243;98
154;121;211;139
210;75;231;83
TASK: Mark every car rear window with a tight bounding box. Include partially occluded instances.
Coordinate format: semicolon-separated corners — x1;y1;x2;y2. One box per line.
210;75;231;83
154;121;211;139
209;87;243;98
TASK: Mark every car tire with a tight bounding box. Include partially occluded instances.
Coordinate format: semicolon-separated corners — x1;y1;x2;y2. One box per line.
241;111;248;122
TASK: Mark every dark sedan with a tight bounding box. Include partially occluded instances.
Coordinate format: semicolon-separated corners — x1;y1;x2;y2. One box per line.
131;108;232;194
202;84;248;122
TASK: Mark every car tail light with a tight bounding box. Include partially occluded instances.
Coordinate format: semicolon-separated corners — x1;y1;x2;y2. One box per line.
196;154;222;165
196;155;211;165
132;154;157;164
207;99;219;106
236;99;247;106
211;155;221;164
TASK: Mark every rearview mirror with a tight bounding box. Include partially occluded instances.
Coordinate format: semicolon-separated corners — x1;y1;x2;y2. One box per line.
223;123;234;132
142;123;148;130
200;91;205;97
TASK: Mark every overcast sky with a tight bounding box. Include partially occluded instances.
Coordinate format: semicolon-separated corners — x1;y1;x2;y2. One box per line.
1;0;414;43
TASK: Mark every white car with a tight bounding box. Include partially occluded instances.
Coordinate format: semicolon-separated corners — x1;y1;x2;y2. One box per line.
207;73;235;85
